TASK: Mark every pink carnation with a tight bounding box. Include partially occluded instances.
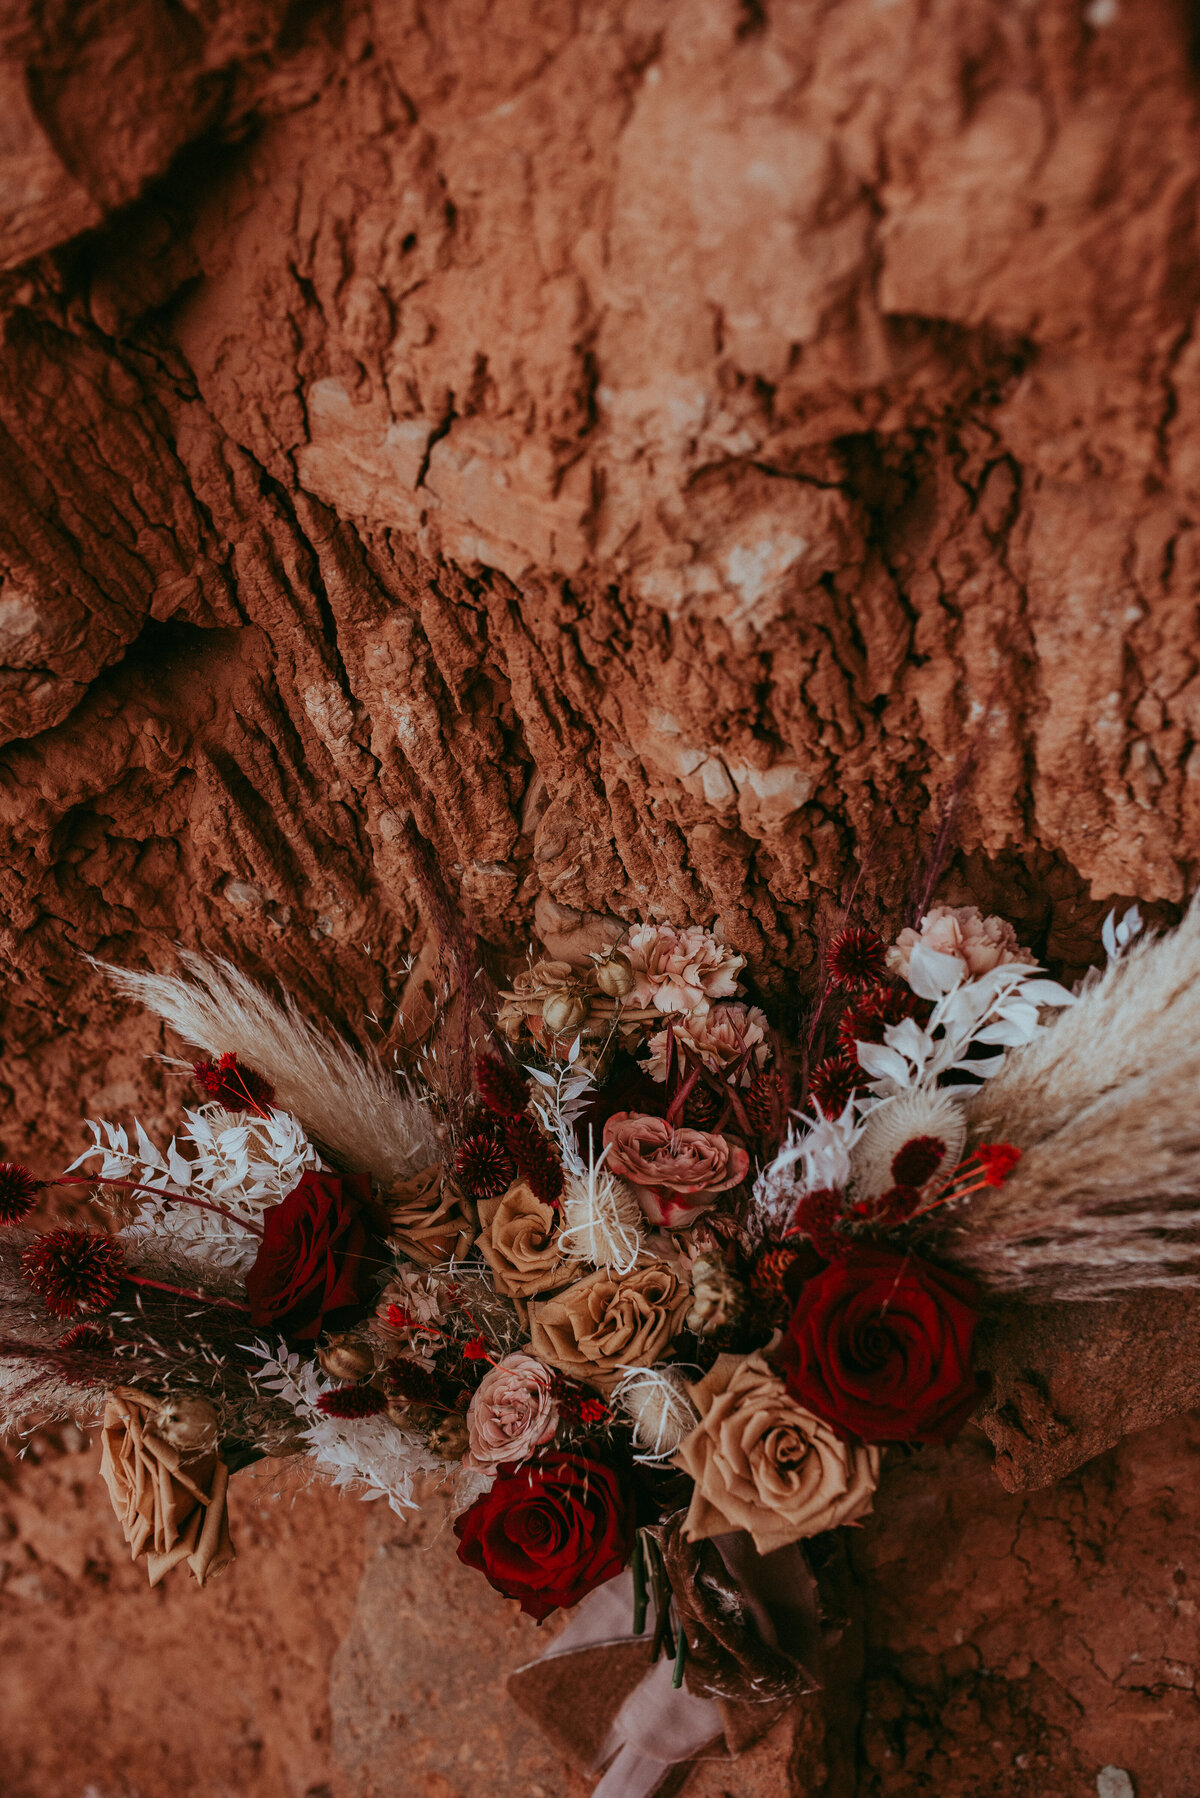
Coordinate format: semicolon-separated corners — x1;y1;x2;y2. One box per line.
645;1002;771;1083
625;923;745;1017
887;905;1032;983
464;1352;559;1473
603;1112;750;1229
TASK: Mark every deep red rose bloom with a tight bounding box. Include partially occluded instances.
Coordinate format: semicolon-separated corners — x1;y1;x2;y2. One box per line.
246;1172;372;1341
454;1450;633;1622
779;1247;980;1445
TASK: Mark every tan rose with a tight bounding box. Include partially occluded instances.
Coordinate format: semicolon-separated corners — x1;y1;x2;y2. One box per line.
465;1351;560;1472
674;1349;881;1556
384;1162;477;1267
887;905;1032;984
98;1387;235;1587
528;1261;691;1392
602;1113;749;1229
477;1179;579;1299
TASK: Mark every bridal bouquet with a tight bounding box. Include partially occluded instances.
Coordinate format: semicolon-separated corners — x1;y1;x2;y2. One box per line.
0;891;1192;1789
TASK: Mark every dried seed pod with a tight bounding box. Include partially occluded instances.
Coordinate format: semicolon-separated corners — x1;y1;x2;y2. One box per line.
685;1255;747;1336
386;1396;439;1431
594;951;635;999
154;1392;220;1452
542;990;589;1034
426;1414;470;1460
318;1335;376;1383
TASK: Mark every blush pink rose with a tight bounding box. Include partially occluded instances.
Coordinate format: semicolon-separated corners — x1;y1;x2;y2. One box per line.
464;1352;559;1473
625;924;745;1016
887;905;1032;983
603;1113;750;1229
645;1002;771;1083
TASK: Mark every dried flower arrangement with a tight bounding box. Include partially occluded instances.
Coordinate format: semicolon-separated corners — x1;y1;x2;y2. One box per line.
4;893;1196;1791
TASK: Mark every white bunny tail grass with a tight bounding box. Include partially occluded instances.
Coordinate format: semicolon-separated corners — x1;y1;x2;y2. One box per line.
94;953;439;1185
557;1151;644;1275
964;892;1200;1153
612;1365;698;1460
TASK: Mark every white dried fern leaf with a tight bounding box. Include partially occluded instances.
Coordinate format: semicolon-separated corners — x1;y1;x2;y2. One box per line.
94;953;439;1185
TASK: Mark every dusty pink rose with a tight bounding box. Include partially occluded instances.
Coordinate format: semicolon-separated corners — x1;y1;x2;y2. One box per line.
645;1002;771;1083
464;1352;559;1473
625;923;745;1017
887;905;1032;983
603;1113;750;1229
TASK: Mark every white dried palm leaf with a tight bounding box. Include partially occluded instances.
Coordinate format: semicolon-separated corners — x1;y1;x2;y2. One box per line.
94;953;439;1185
942;896;1200;1296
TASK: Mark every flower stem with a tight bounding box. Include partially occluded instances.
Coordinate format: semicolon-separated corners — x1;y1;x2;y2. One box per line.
54;1174;263;1237
121;1271;251;1313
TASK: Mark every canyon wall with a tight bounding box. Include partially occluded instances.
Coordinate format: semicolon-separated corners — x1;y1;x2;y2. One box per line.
2;2;1200;1792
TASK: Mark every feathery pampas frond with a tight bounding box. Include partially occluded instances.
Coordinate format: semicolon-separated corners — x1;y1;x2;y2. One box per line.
941;896;1200;1297
94;954;439;1185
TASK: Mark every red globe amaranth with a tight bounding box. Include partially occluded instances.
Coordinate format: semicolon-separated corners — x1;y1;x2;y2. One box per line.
454;1450;633;1622
246;1172;372;1341
779;1247;980;1445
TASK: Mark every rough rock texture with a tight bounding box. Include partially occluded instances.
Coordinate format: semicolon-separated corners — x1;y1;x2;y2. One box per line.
3;0;1200;1790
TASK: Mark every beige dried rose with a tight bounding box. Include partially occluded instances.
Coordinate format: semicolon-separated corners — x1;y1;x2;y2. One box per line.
383;1162;477;1267
476;1179;580;1299
98;1387;235;1587
674;1349;881;1556
887;905;1032;983
528;1261;691;1392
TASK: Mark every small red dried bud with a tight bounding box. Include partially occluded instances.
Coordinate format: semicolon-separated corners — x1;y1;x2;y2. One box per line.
577;1398;610;1425
977;1143;1021;1187
808;1054;861;1118
828;926;888;990
787;1188;848;1259
0;1162;41;1225
316;1384;387;1419
22;1228;124;1319
463;1332;492;1362
890;1136;946;1189
453;1134;517;1200
475;1054;530;1119
57;1320;114;1352
193;1052;276;1115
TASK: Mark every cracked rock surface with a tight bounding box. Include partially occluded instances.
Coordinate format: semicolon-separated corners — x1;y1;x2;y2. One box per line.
1;0;1200;1790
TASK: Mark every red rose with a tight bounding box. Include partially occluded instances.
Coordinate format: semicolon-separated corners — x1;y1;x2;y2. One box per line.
779;1247;980;1445
454;1450;633;1621
246;1172;372;1340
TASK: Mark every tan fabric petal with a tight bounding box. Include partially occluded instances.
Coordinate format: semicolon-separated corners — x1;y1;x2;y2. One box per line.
384;1163;477;1267
674;1351;881;1556
477;1180;580;1299
528;1262;690;1392
98;1387;236;1588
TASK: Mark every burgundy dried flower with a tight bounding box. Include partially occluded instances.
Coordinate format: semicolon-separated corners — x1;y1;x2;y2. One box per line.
787;1188;848;1260
316;1384;387;1419
22;1228;124;1319
749;1244;801;1319
808;1053;861;1118
743;1066;786;1136
837;985;926;1054
463;1332;492;1362
193;1052;275;1115
0;1162;41;1225
853;1184;922;1228
383;1357;442;1407
828;926;888;990
57;1320;115;1353
454;1133;516;1200
503;1116;564;1206
475;1054;530;1119
682;1081;723;1131
891;1136;946;1189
